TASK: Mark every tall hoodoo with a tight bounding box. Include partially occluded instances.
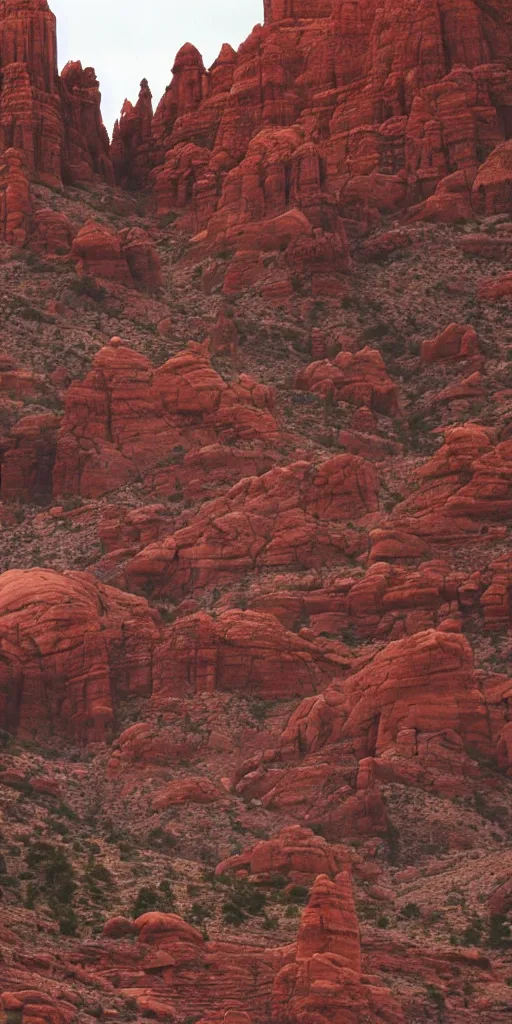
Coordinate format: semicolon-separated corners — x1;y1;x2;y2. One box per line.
112;78;154;189
0;0;61;183
0;0;113;186
296;871;361;970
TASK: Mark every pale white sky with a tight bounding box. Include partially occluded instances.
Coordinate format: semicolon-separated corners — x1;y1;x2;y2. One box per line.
51;0;263;135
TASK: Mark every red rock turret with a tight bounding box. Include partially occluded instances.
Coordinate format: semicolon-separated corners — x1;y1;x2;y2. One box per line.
272;870;403;1023
296;871;361;969
112;78;154;189
0;0;114;189
152;43;208;165
60;61;114;185
0;0;58;90
209;43;237;96
0;146;31;244
0;0;62;183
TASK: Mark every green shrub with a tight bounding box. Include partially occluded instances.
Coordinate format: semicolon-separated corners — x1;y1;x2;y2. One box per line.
489;913;512;948
58;906;78;936
402;902;421;920
463;915;483;946
131;885;159;917
187;902;212;926
222;900;246;926
69;276;106;304
263;915;279;931
286;885;309;905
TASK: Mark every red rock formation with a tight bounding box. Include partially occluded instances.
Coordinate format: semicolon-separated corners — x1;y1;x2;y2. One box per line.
70;221;162;289
472;139;512;215
216;825;351;883
118;226;163;291
421;323;480;363
29;208;75;254
112;79;154;190
0;568;159;741
151;776;223;810
151;43;209;173
71;221;133;285
0;147;31;245
1;991;72;1024
0;2;113;189
279;628;494;769
479;272;512;301
0;0;62;185
272;871;403;1024
133;0;512;244
295;872;360;967
153;609;346;700
385;424;512;546
0;413;59;503
107;720;201;779
296;347;401;417
115;456;376;598
53;340;278;499
59;62;114;185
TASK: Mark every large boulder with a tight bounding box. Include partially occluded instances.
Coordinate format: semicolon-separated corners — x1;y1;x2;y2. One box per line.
0;568;159;741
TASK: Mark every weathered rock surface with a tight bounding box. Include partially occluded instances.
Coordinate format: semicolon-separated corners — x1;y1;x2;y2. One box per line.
71;221;162;290
117;0;512;247
53;339;278;499
272;871;403;1023
296;347;401;417
115;456;377;598
279;628;495;766
216;825;351;883
0;0;113;189
0;568;159;741
153;609;347;699
1;4;512;1024
421;323;480;363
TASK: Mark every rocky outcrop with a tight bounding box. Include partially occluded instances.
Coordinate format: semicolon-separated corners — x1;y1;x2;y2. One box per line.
279;628;494;765
294;871;360;967
0;568;159;741
114;456;377;598
296;347;401;417
151;776;223;810
385;424;512;545
53;339;278;499
124;0;512;242
71;221;133;285
421;323;480;363
216;825;351;883
71;221;162;289
112;79;154;190
118;225;163;290
232;626;512;830
0;148;32;245
153;609;346;700
0;991;72;1024
272;871;403;1024
29;208;75;254
0;413;59;503
0;1;113;189
59;62;114;185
